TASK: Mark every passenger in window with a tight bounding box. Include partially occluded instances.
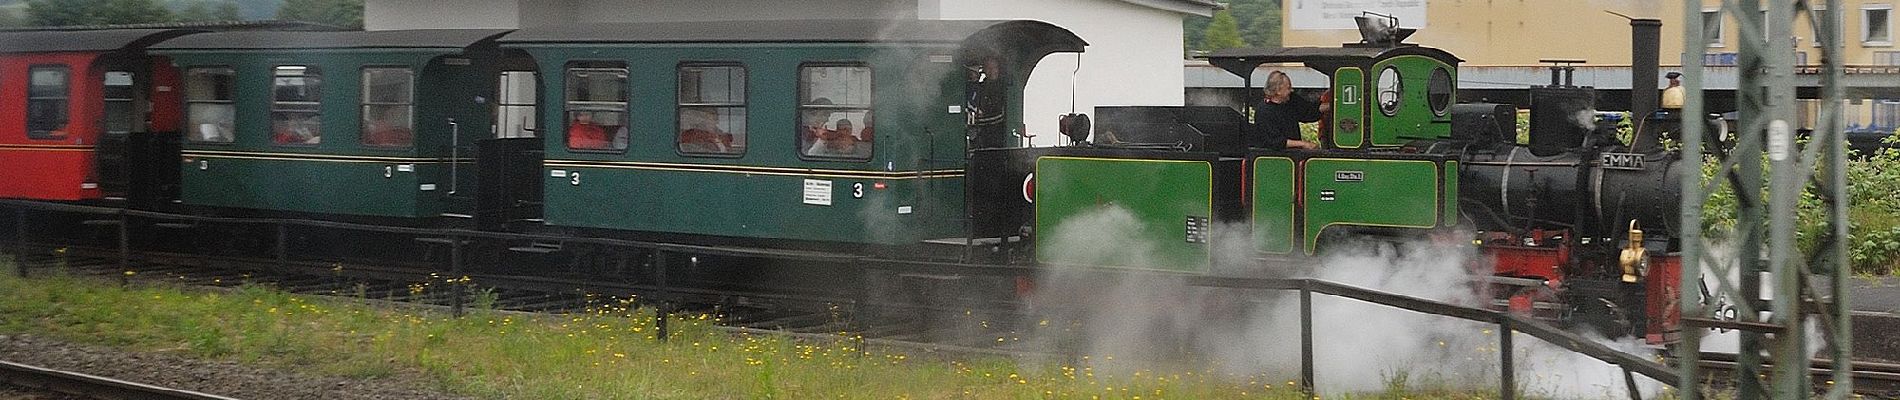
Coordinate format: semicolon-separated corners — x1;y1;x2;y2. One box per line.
805;118;863;157
196;107;234;142
272;114;320;145
363;109;412;147
678;108;732;153
568;112;612;150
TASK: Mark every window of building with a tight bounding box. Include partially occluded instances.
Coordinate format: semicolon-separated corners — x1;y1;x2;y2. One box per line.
103;71;135;134
677;63;746;156
1703;10;1725;47
1877;51;1900;65
1877;100;1900;131
564;63;629;152
271;66;323;145
26;65;69;139
798;64;873;161
1814;5;1845;47
496;71;536;138
1867;5;1893;46
360;67;413;148
185;67;234;143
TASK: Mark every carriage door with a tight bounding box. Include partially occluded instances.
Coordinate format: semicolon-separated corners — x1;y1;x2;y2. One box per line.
495;71;536;138
474;65;542;230
96;69;139;198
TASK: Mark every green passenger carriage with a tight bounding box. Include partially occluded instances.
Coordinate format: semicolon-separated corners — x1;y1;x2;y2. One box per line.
153;30;511;220
497;20;1085;246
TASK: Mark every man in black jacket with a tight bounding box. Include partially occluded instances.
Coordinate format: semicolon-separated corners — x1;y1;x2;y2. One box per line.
1251;71;1321;150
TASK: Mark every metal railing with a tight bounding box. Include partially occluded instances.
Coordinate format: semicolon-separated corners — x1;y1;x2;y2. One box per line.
0;199;1678;398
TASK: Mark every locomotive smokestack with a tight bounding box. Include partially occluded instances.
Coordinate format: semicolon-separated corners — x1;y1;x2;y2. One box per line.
1630;18;1662;121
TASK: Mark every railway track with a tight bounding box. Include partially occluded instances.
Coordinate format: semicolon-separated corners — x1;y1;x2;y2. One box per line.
1668;352;1900;396
0;360;238;400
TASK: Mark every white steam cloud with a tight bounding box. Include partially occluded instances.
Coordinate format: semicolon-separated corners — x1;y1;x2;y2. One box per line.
1024;206;1679;398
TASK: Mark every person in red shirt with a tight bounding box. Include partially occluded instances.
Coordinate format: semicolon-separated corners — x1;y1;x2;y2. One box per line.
567;112;611;150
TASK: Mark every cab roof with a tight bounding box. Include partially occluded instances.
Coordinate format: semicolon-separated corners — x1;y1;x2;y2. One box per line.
1200;45;1460;81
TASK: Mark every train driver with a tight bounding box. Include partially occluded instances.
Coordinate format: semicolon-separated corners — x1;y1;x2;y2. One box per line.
1250;71;1321;150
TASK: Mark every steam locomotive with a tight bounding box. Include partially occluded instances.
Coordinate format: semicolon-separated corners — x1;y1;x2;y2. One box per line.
970;15;1686;343
0;17;1684;342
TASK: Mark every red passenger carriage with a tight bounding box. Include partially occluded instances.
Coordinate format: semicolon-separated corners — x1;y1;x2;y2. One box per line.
0;29;195;201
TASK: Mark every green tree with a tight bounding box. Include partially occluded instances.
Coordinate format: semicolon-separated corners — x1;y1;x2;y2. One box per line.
276;0;359;29
1184;14;1210;55
26;0;173;26
174;0;240;22
1201;9;1244;51
0;8;25;27
1245;0;1283;47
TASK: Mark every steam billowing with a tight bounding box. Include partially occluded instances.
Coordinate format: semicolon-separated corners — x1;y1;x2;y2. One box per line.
1023;205;1675;397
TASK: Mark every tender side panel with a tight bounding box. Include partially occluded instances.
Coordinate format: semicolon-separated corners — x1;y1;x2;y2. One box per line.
1251;156;1296;254
1301;158;1440;253
1034;156;1213;273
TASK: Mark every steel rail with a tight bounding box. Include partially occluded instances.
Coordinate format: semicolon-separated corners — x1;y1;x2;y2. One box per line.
0;360;240;400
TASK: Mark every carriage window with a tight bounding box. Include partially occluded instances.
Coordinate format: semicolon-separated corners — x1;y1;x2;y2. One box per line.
26;66;69;139
103;71;136;134
361;67;413;148
185;67;235;143
1427;68;1453;117
677;64;746;156
496;71;537;138
271;66;323;145
1376;66;1402;117
797;65;873;160
565;64;628;152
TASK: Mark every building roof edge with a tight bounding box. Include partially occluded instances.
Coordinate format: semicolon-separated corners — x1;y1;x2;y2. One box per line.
1117;0;1219;17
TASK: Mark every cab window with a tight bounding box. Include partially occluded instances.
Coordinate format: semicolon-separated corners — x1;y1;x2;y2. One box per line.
271;66;323;145
26;65;69;139
185;67;235;143
797;64;872;160
677;63;746;156
361;67;414;148
564;62;629;152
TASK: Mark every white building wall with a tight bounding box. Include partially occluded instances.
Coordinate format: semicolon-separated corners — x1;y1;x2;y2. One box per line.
927;0;1188;145
364;0;523;30
569;0;916;22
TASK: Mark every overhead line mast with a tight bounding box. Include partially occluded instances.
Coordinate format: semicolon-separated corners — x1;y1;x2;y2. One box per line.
1675;0;1852;399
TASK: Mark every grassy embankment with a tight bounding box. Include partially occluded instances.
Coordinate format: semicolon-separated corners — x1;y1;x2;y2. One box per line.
0;256;1371;399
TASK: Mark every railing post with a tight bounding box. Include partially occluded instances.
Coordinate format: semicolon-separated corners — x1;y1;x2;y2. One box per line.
274;223;288;273
117;211;130;274
450;236;464;317
1300;282;1314;398
654;250;670;342
1499;317;1515;400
